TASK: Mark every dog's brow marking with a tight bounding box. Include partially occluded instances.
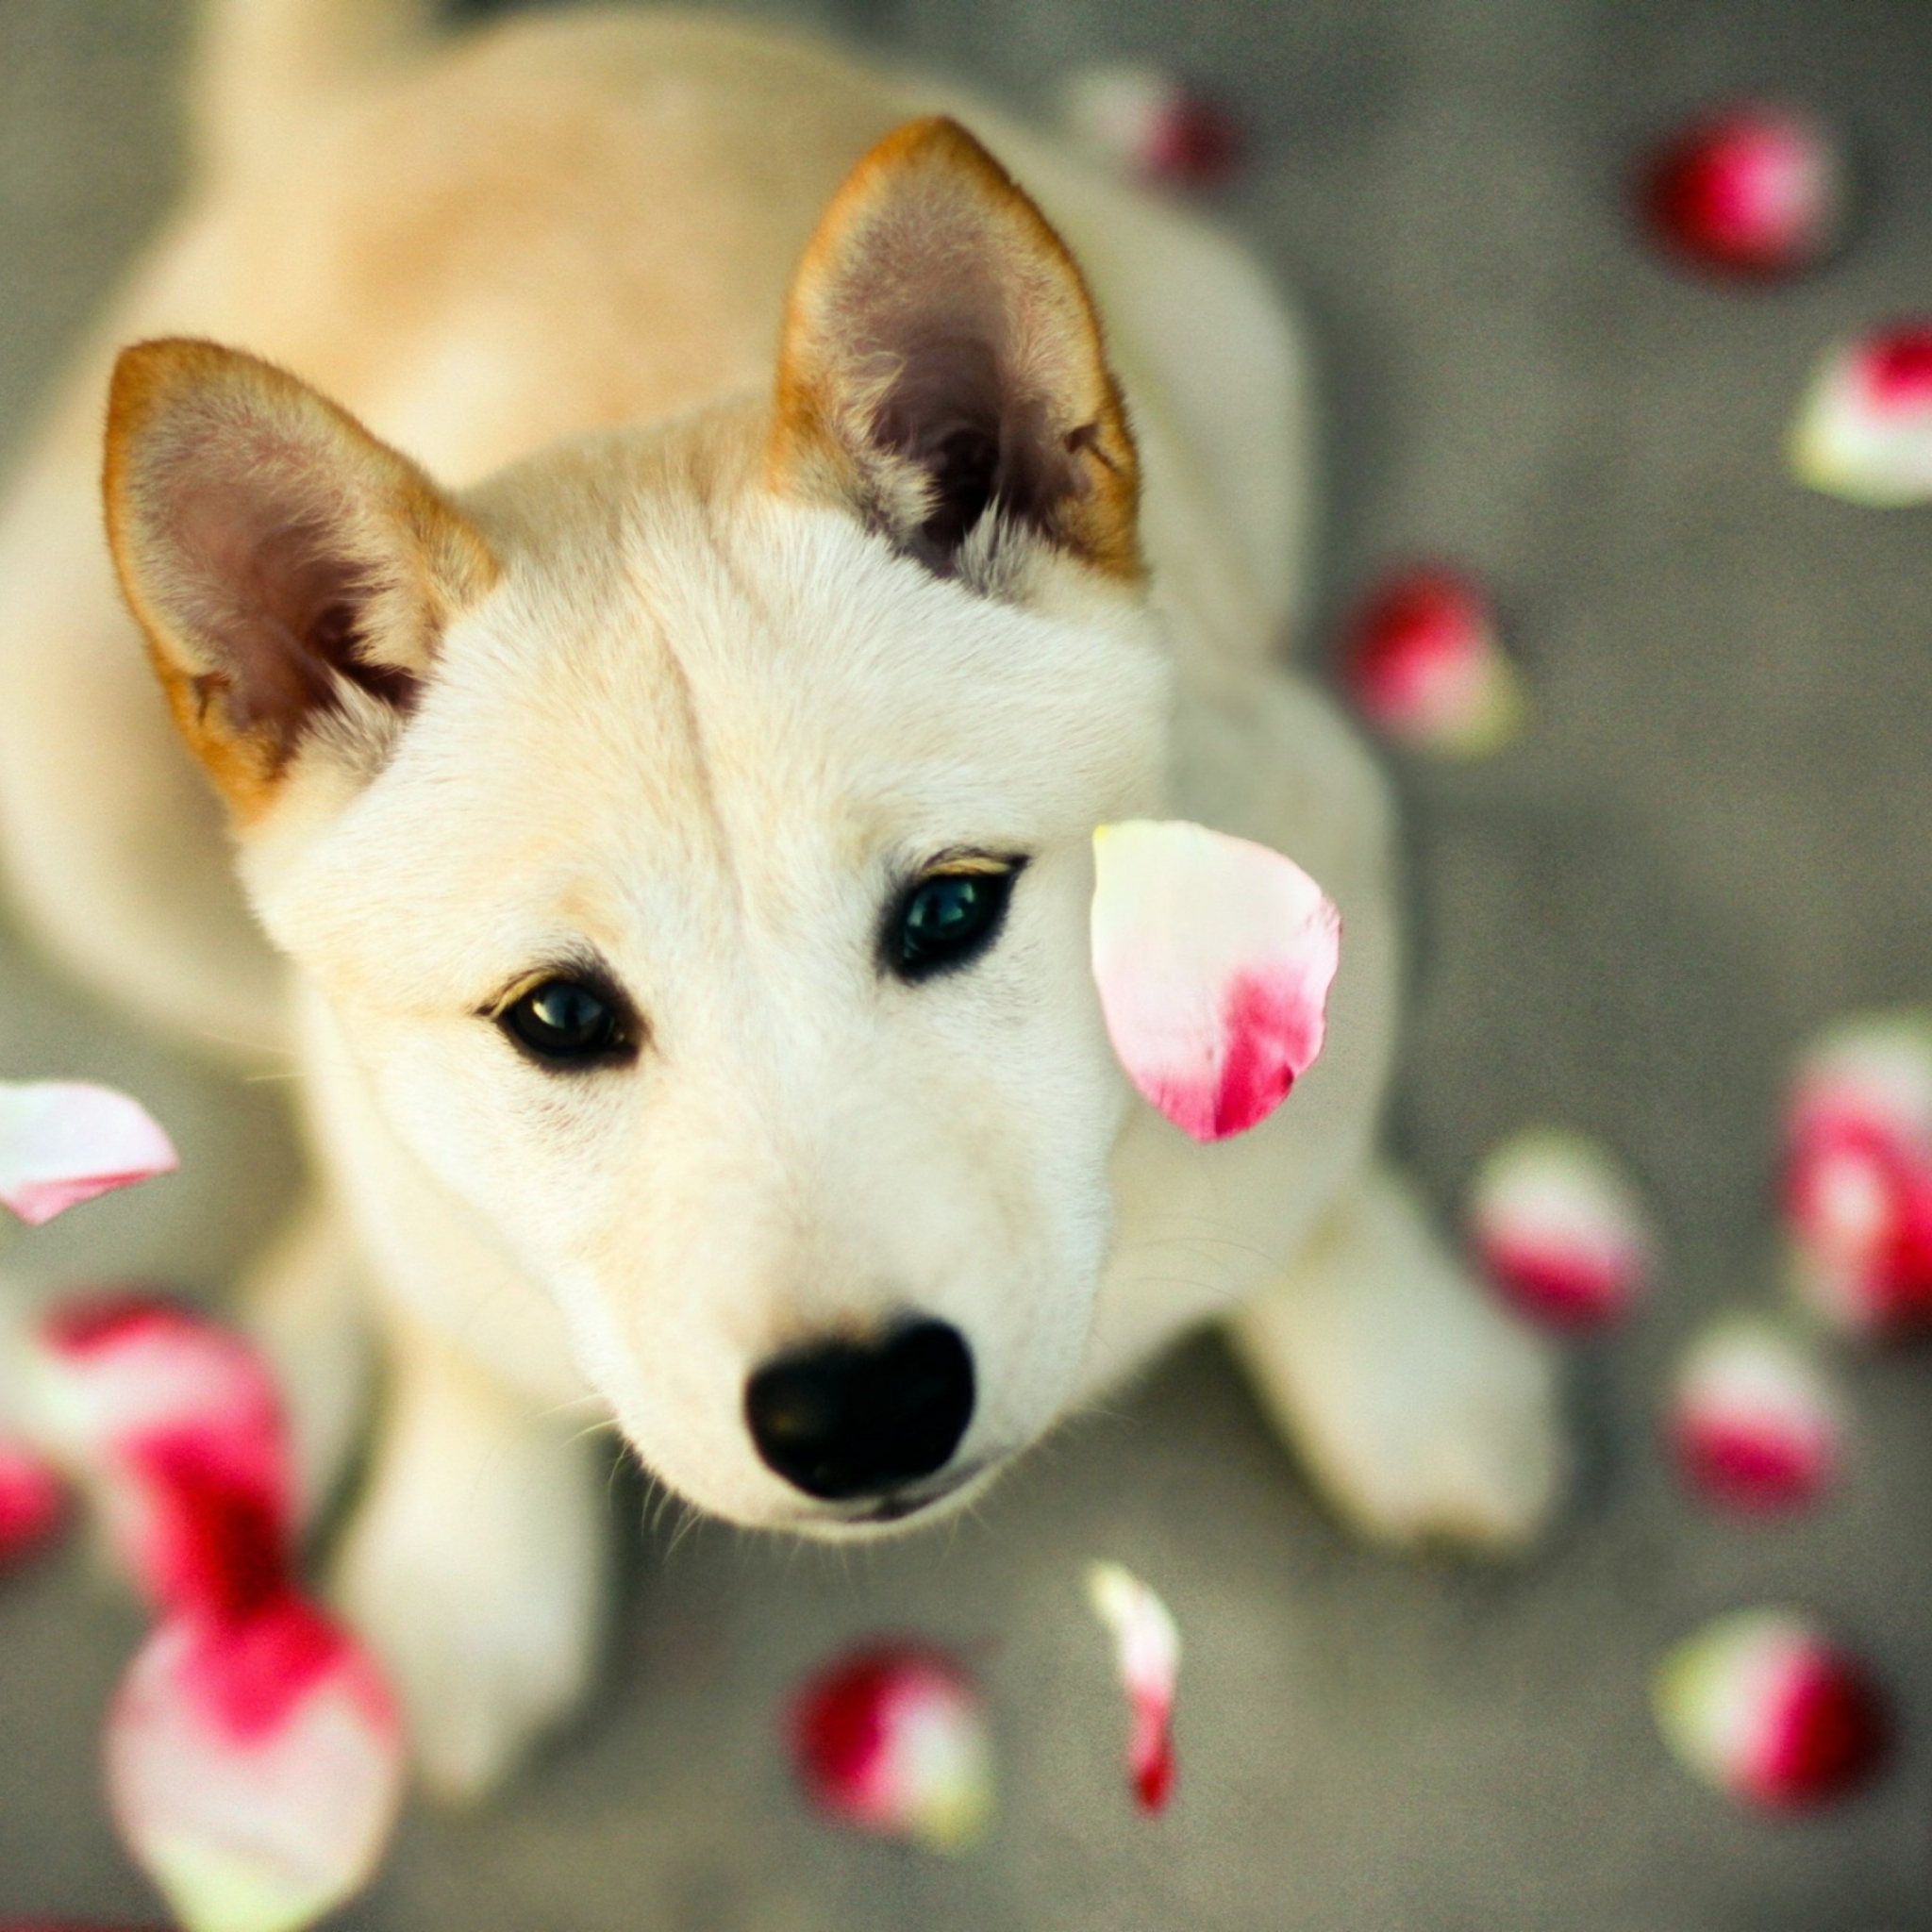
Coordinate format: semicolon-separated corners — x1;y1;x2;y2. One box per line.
634;499;743;917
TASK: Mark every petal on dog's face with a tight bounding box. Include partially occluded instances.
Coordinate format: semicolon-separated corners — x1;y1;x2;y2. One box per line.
246;414;1169;1530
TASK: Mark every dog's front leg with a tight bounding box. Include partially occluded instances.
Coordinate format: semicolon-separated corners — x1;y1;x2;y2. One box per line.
238;1191;375;1525
329;1307;609;1803
1224;1165;1568;1551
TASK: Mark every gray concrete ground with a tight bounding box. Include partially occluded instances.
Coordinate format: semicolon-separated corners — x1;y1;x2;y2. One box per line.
3;0;1932;1925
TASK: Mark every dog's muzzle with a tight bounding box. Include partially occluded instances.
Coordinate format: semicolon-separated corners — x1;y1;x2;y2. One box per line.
743;1318;974;1507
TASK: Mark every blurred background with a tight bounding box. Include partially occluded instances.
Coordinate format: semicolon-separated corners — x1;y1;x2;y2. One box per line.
4;0;1932;1925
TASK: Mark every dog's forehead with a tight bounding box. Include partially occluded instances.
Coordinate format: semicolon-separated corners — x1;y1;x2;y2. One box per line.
276;439;1167;988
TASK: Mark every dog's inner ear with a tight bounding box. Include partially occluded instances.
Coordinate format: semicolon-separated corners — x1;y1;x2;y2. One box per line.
770;117;1142;588
105;339;497;820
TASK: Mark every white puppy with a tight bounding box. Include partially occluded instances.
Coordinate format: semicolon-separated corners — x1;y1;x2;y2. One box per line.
0;0;1563;1797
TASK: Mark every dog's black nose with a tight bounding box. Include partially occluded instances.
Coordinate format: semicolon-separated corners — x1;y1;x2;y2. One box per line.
744;1319;974;1502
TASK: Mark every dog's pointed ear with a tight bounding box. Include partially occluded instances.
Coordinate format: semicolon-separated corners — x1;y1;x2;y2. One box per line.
769;116;1142;588
104;339;498;821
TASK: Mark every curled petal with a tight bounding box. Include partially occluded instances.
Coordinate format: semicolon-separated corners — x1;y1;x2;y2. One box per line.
1653;1609;1890;1810
0;1083;177;1225
1086;1561;1179;1813
107;1596;405;1932
1091;821;1341;1143
1469;1128;1654;1328
1669;1316;1843;1513
1790;325;1932;506
1783;1011;1932;1336
1340;566;1524;757
1639;103;1844;280
789;1642;992;1851
1058;63;1243;192
19;1296;291;1615
0;1430;67;1568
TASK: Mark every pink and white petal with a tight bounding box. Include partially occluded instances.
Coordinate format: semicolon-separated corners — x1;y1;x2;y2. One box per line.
1790;325;1932;506
106;1597;405;1932
1340;566;1524;757
1091;821;1341;1143
0;1430;66;1566
1669;1316;1843;1512
1653;1608;1890;1809
1058;63;1243;192
0;1083;177;1225
1640;103;1843;280
1086;1561;1179;1813
789;1642;992;1851
1784;1012;1932;1336
18;1296;291;1614
1789;1010;1932;1148
1469;1129;1654;1328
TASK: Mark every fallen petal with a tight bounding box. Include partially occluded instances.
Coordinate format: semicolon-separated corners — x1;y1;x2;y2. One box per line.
20;1296;291;1615
1653;1608;1890;1809
1339;566;1524;756
789;1641;992;1851
0;1083;177;1225
1086;1561;1179;1813
1058;62;1243;192
1784;1012;1932;1336
1640;103;1844;280
0;1430;66;1568
1669;1316;1843;1513
106;1596;405;1932
1790;324;1932;506
1469;1128;1654;1328
1091;821;1341;1142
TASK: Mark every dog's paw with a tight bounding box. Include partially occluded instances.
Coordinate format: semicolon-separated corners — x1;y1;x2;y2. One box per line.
1227;1168;1570;1553
330;1332;608;1802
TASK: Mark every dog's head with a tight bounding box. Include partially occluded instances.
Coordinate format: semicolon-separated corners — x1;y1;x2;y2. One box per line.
103;120;1171;1533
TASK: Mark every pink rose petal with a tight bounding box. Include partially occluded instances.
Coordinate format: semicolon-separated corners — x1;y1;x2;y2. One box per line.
1340;566;1524;756
1783;1012;1932;1336
1086;1561;1178;1814
21;1296;291;1614
1469;1128;1654;1329
789;1641;992;1851
1668;1316;1843;1514
1058;63;1243;192
107;1595;405;1932
1090;821;1341;1143
0;1430;67;1568
0;1082;176;1225
1790;324;1932;506
1640;103;1844;280
1653;1609;1890;1810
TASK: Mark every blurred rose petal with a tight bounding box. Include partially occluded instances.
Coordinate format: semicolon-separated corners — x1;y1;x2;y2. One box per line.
1783;1012;1932;1336
1790;324;1932;506
1653;1608;1890;1809
0;1083;176;1225
789;1641;992;1851
0;1430;67;1568
1669;1316;1843;1513
1470;1128;1654;1328
107;1595;405;1932
20;1296;291;1614
1058;62;1243;192
1091;821;1340;1143
1340;566;1524;756
1640;103;1844;280
1086;1561;1179;1813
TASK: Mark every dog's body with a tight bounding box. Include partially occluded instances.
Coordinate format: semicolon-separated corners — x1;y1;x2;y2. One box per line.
0;0;1562;1795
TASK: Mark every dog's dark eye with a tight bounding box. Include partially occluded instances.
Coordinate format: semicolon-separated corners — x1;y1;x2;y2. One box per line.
890;865;1019;981
500;977;630;1066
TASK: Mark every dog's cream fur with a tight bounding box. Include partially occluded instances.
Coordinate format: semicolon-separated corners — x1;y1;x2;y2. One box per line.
0;0;1564;1797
